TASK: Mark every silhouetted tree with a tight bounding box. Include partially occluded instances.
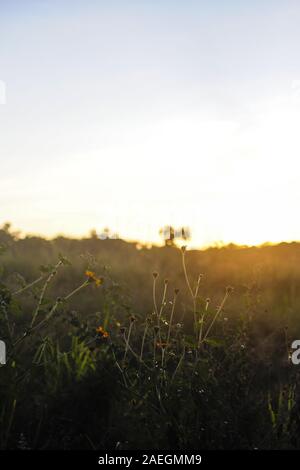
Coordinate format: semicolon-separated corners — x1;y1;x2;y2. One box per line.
159;225;191;246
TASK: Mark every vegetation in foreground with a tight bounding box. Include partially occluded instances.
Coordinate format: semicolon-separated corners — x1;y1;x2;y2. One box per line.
1;224;300;449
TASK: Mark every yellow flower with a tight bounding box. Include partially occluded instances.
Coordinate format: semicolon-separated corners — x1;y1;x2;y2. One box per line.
96;326;109;338
85;270;103;286
85;270;96;280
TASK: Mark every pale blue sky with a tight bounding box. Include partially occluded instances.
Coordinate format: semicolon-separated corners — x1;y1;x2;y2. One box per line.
1;1;300;245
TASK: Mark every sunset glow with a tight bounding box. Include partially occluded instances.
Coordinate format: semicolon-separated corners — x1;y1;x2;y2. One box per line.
1;1;300;246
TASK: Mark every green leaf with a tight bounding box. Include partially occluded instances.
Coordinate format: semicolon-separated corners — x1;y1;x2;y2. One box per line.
204;338;224;348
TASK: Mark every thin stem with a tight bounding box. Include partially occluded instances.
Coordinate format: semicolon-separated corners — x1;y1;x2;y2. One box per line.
166;293;177;346
171;346;185;384
110;343;128;388
158;282;168;321
123;339;151;371
152;276;162;343
31;261;63;328
161;347;165;368
192;298;197;336
153;277;159;317
123;321;133;363
64;280;89;301
201;291;230;343
32;280;89;333
30;300;60;333
153;332;157;366
198;301;209;348
181;251;194;299
139;322;148;364
12;274;46;296
11;280;90;353
198;315;204;349
157;281;168;344
182;250;202;337
194;274;203;299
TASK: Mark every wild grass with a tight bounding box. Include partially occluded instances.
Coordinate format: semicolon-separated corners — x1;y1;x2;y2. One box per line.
1;225;300;449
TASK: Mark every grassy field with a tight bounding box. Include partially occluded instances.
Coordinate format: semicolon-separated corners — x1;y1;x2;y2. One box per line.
1;224;300;449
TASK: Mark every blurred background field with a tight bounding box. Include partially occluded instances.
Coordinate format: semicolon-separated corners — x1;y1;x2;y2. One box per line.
1;223;300;334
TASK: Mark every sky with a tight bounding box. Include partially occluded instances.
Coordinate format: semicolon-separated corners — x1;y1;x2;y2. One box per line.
1;0;300;247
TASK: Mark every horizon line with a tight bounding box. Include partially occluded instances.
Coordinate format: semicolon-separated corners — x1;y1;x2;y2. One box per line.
2;222;300;251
